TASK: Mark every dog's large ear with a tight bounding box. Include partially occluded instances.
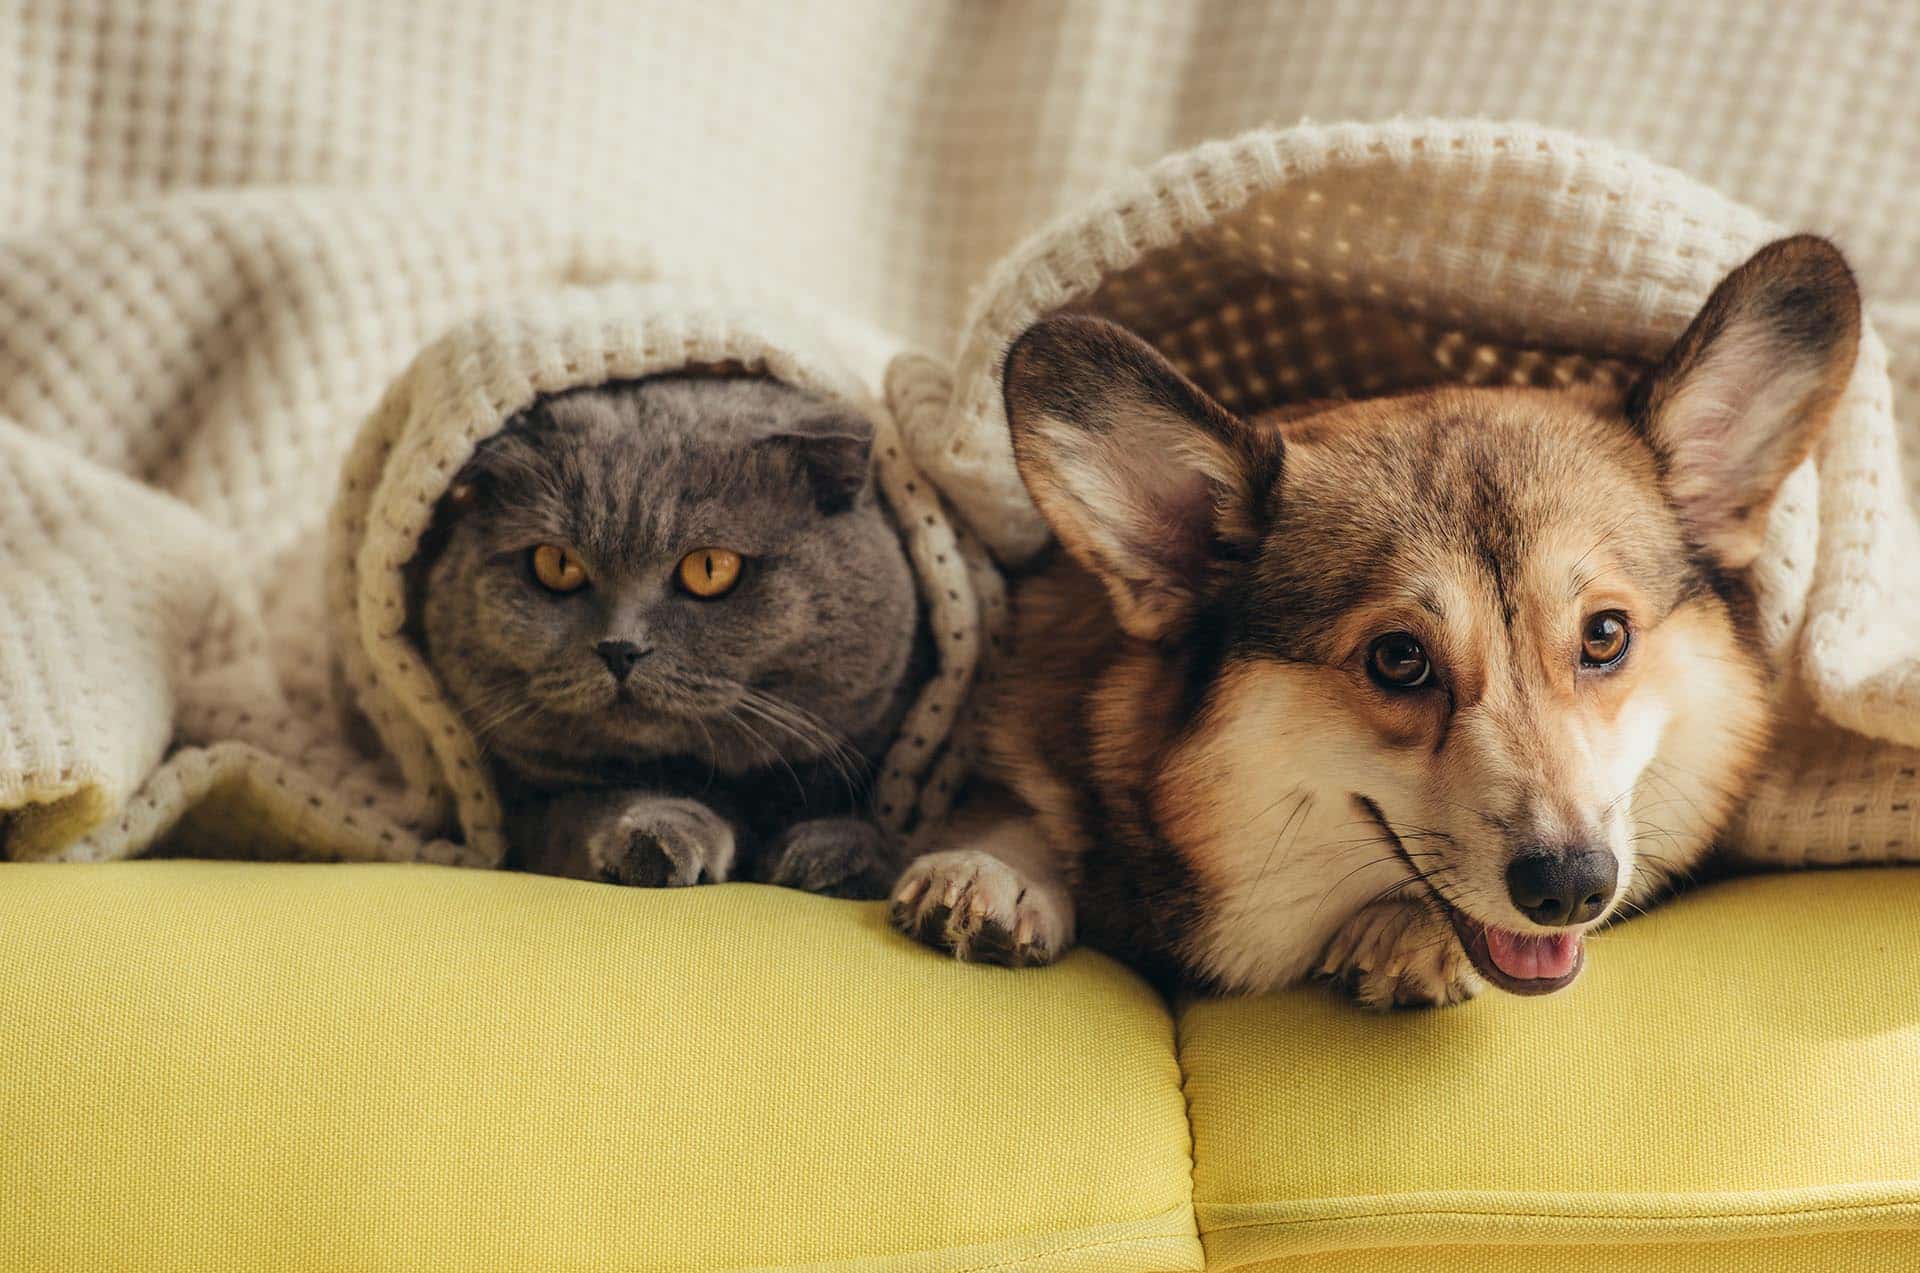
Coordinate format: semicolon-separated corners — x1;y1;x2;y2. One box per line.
1627;235;1861;570
1003;315;1281;641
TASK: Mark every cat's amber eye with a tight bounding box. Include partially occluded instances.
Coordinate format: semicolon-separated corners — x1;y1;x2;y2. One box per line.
678;547;743;598
530;544;589;593
1581;611;1630;668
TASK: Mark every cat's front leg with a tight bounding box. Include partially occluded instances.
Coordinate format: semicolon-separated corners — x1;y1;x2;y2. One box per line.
758;817;899;899
523;790;737;888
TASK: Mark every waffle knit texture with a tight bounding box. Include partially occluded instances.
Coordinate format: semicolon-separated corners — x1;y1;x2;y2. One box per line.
1;1;1917;868
3;262;991;864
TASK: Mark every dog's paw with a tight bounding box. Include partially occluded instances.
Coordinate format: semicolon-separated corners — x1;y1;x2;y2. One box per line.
1316;899;1484;1010
586;797;735;888
761;817;898;899
888;850;1070;967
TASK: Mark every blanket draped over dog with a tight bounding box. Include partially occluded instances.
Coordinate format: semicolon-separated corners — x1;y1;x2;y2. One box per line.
2;4;1918;871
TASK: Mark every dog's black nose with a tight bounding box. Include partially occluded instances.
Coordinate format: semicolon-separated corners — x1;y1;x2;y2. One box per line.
595;638;651;682
1506;847;1617;927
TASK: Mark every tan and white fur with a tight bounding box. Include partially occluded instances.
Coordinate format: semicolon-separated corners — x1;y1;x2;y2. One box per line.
890;237;1862;1008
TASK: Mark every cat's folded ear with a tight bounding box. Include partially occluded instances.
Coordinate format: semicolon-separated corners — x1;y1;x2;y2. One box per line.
441;404;557;511
759;407;875;514
439;455;496;514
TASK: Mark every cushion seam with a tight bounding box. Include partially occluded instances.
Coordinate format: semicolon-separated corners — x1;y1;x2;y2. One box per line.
943;1204;1200;1273
1172;991;1201;1244
949;1231;1193;1273
1198;1194;1920;1233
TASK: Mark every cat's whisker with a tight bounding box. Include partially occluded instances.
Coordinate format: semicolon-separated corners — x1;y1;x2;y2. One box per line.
746;689;870;778
737;688;870;804
733;697;859;806
687;711;721;793
465;690;541;752
718;704;810;802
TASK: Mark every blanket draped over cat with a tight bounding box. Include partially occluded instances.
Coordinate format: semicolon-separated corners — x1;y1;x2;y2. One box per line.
330;285;994;868
3;121;1917;870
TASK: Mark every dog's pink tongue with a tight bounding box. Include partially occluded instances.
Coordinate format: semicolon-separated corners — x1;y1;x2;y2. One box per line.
1485;928;1581;981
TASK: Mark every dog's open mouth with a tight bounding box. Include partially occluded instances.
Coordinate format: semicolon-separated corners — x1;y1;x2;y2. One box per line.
1354;794;1586;997
1442;910;1584;996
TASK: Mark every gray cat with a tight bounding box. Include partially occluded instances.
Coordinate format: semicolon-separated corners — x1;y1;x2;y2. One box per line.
418;375;926;897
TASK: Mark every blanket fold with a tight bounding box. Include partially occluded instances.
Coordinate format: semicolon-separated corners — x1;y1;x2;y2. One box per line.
2;119;1916;873
914;120;1920;868
327;281;986;866
0;195;983;864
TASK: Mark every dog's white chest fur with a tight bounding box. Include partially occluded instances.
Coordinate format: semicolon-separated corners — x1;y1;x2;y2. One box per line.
1184;786;1414;991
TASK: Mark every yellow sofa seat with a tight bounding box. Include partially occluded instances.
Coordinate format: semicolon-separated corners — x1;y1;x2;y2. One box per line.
6;862;1920;1271
1179;870;1920;1270
0;863;1199;1273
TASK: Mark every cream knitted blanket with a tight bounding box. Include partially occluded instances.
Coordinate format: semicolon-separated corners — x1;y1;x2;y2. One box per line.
3;3;1917;869
326;283;991;869
0;256;997;865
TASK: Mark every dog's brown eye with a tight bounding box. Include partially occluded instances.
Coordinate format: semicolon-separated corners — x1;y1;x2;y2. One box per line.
1368;632;1433;690
1581;611;1630;668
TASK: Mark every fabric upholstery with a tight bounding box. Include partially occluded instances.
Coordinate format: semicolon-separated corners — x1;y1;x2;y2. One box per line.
0;863;1200;1272
1179;870;1920;1268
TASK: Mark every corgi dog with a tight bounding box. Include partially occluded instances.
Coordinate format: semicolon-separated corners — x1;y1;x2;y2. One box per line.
890;236;1861;1007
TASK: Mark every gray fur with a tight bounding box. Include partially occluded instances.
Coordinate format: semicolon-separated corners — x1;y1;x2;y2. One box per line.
419;375;923;895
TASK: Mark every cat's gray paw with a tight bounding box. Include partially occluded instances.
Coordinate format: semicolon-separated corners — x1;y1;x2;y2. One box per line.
760;817;897;899
585;797;735;888
888;850;1070;967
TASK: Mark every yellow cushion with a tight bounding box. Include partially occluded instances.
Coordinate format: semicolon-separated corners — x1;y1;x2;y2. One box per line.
0;862;1200;1272
1232;1229;1916;1272
1180;868;1920;1270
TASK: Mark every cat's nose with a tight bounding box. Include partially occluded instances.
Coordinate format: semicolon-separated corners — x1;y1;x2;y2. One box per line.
595;639;652;682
